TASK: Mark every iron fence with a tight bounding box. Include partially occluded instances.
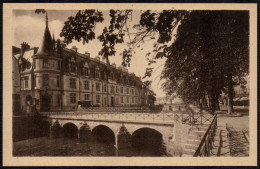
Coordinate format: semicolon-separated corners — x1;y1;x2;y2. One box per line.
193;114;218;157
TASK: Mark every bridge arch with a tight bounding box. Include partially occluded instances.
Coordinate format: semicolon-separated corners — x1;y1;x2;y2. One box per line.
131;127;167;156
91;125;115;145
62;122;78;138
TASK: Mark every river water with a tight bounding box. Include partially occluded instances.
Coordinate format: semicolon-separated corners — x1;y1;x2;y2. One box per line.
13;137;170;157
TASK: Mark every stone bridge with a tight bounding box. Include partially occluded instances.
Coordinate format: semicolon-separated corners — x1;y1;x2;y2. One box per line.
39;109;213;156
40;111;178;155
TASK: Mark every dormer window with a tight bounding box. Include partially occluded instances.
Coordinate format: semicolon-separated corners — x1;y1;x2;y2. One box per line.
110;72;114;80
70;57;76;73
103;71;107;80
82;62;89;76
95;66;100;79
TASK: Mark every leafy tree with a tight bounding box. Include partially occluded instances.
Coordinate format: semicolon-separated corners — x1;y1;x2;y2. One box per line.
36;9;248;114
159;11;249;114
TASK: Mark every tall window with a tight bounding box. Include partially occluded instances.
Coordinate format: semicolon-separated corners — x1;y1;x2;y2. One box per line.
132;89;134;95
82;62;89;76
116;86;118;93
34;75;36;88
127;97;129;103
120;87;123;94
96;95;101;103
57;76;60;87
70;78;76;89
104;97;107;105
57;95;60;106
57;61;61;70
120;97;124;103
43;59;48;68
96;83;100;91
43;74;48;86
84;94;90;100
132;97;134;103
111;86;115;93
104;84;107;92
84;80;89;90
126;88;129;94
34;60;36;69
70;93;76;103
24;76;29;88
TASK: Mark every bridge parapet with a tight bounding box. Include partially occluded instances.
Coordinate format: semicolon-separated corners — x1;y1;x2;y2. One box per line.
40;109;214;127
40;111;178;123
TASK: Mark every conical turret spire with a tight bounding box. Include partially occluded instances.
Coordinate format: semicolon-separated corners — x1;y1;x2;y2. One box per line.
35;12;54;56
46;12;48;27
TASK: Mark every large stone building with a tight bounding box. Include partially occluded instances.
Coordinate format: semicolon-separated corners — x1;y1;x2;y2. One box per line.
18;14;144;113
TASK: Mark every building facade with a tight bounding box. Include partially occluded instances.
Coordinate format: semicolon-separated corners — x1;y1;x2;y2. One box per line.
19;15;144;113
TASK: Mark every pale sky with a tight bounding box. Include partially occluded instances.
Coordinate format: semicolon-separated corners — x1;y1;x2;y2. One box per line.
13;10;169;97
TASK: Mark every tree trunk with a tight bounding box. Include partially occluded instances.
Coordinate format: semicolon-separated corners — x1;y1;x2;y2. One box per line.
210;95;216;115
227;74;234;115
215;98;220;111
207;95;211;110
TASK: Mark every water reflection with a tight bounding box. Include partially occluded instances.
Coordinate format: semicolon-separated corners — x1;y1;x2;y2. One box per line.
13;137;169;157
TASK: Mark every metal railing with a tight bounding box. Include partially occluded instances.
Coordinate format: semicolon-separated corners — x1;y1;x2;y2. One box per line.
193;113;218;157
40;107;214;126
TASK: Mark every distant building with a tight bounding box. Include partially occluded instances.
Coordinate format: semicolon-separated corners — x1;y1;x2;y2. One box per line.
155;95;174;105
142;89;156;106
12;43;38;114
219;75;249;106
12;46;21;114
18;14;144;113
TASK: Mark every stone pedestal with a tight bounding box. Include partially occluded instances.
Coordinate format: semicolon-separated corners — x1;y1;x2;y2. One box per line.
50;120;62;138
79;123;91;143
115;124;131;156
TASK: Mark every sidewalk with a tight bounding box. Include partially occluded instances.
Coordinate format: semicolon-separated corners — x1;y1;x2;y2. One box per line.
212;107;249;157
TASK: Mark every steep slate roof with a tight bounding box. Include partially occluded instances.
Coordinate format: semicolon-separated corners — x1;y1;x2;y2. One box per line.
12;46;21;55
35;13;53;56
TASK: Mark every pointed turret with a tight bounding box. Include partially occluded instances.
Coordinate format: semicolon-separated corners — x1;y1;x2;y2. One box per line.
35;12;53;56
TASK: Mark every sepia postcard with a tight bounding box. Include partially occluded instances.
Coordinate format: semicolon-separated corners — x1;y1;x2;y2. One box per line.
3;3;258;166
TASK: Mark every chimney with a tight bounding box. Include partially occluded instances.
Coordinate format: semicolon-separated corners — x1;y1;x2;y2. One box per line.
71;46;77;52
112;63;116;67
20;42;30;57
85;51;90;57
95;56;100;62
118;66;122;70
